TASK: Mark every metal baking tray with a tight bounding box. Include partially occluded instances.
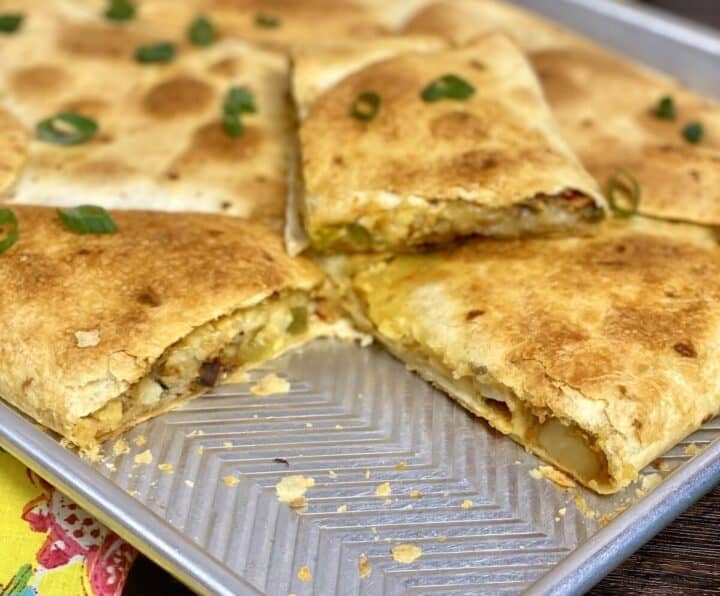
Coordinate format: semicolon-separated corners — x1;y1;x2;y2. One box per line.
1;1;719;594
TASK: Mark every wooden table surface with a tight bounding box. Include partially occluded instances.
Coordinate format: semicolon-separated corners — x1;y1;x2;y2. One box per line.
123;2;720;593
123;483;720;595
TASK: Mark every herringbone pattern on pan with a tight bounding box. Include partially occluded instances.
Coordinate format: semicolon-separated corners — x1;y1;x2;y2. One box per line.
94;340;711;594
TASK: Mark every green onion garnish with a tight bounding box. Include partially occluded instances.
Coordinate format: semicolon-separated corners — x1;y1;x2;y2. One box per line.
0;13;23;33
105;0;135;22
351;91;381;121
135;42;175;63
682;122;704;145
0;208;19;254
255;13;281;28
421;74;475;102
654;95;675;120
188;15;215;46
222;86;256;137
36;112;98;145
606;170;641;219
57;205;118;235
224;86;256;116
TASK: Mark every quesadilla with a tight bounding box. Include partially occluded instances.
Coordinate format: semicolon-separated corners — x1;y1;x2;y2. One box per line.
325;218;720;494
0;10;291;228
0;205;333;447
0;107;26;193
293;33;605;253
404;0;720;226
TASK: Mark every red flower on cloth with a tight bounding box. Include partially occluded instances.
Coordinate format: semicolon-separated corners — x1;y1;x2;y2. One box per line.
21;471;136;596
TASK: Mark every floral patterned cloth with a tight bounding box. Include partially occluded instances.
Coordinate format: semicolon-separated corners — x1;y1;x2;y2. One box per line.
0;449;136;595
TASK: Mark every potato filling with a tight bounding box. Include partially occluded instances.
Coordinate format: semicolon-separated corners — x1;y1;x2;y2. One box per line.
310;192;602;252
73;290;312;442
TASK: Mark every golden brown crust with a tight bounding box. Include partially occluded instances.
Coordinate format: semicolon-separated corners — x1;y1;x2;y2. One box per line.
297;34;603;248
403;0;720;226
347;218;720;492
0;205;322;440
0;10;291;228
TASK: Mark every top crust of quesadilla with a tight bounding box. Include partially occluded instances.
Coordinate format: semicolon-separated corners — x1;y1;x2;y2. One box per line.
404;0;720;227
295;34;605;253
0;14;291;228
0;206;323;446
336;218;720;493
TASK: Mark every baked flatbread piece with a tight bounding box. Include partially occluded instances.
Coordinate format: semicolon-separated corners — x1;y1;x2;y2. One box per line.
0;11;291;228
328;218;720;493
293;34;605;253
0;206;327;447
404;0;720;226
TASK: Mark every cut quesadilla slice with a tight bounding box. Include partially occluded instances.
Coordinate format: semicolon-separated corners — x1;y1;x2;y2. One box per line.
0;205;339;447
292;33;605;254
0;10;291;228
403;0;720;226
324;218;720;494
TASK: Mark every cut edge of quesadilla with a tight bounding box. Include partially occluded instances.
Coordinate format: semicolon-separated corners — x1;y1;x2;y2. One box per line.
294;34;606;254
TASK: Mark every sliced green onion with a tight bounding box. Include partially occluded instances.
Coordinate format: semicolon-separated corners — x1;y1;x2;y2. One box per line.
0;208;19;254
682;122;704;145
223;86;256;116
57;205;118;235
255;13;281;28
421;74;475;102
606;170;641;219
223;112;244;138
351;91;381;121
36;112;98;145
188;15;215;46
0;13;23;33
135;42;175;63
654;95;675;120
105;0;135;22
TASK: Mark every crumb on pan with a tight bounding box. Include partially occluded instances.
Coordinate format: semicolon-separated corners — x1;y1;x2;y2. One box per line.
364;469;371;479
337;504;348;513
529;465;576;489
461;499;473;509
684;443;702;456
297;566;312;582
358;553;372;578
391;543;422;564
223;475;240;487
250;373;290;396
158;463;174;474
184;479;195;488
410;490;423;498
113;439;130;456
133;435;147;447
395;462;407;471
375;482;392;497
134;449;153;465
276;474;315;508
80;444;103;462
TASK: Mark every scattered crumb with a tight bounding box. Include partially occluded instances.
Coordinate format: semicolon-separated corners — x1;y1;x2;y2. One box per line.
558;507;567;517
112;439;130;456
305;422;313;428
394;462;407;471
336;504;348;513
105;462;116;472
461;499;473;509
530;465;576;489
158;463;174;474
334;424;344;430
555;516;561;522
514;460;522;465
371;527;378;535
383;498;392;505
391;544;422;564
437;535;447;543
75;329;100;348
297;566;312;583
636;472;663;497
410;490;423;499
223;475;240;487
185;480;195;488
276;475;315;508
374;536;379;542
328;470;337;478
358;553;372;579
134;435;147;447
684;443;701;456
197;445;204;455
186;429;205;438
126;489;139;497
251;373;290;396
134;449;153;465
375;482;392;497
573;494;597;519
364;469;371;479
80;445;103;462
223;441;233;448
